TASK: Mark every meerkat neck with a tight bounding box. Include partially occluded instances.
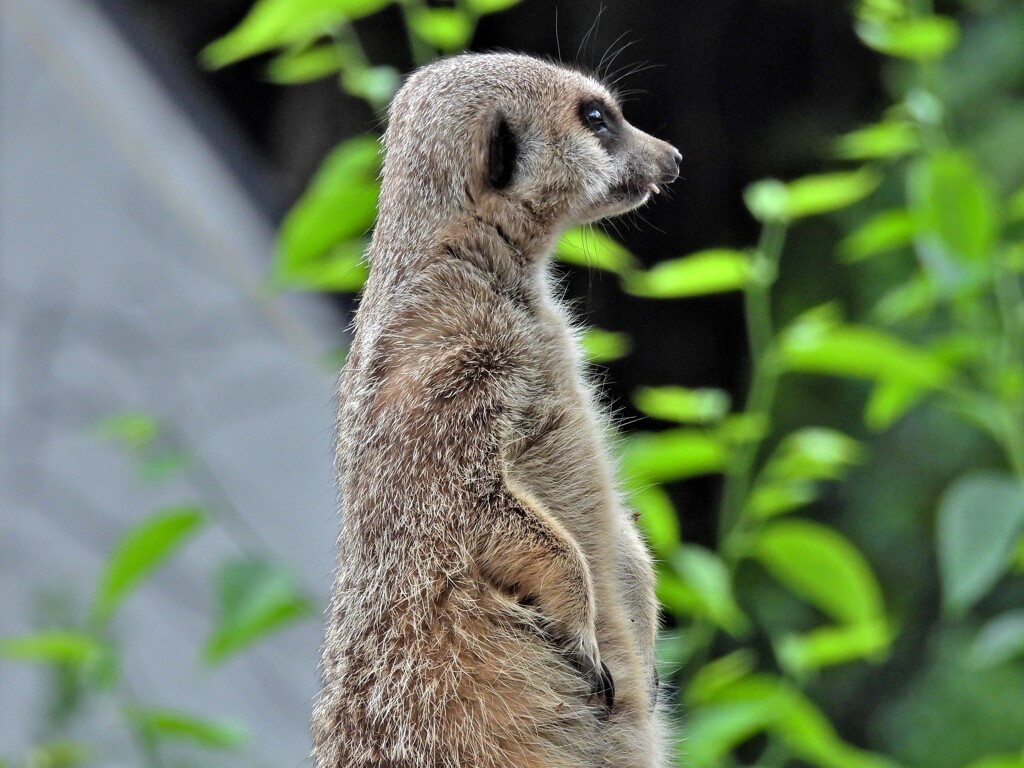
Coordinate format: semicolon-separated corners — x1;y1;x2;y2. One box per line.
365;204;561;307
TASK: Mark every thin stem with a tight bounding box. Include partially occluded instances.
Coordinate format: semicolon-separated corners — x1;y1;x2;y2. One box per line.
995;252;1024;367
943;385;1024;482
682;619;718;677
397;0;434;67
1004;429;1024;482
993;251;1024;481
719;360;780;553
331;25;390;114
745;223;786;362
757;739;792;768
718;222;788;544
121;683;165;768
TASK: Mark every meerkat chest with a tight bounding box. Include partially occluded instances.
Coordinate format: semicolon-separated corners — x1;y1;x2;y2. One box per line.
506;312;618;524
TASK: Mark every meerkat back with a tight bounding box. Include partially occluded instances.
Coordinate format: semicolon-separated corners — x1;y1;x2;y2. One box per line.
312;53;681;768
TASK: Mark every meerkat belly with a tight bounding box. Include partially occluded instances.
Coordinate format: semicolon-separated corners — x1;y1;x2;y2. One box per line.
508;318;659;661
506;383;659;717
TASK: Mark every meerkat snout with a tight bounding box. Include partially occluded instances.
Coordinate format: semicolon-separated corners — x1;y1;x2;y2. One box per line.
562;92;682;223
655;147;684;192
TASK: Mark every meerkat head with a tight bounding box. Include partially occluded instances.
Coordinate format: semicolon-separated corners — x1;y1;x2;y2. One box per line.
377;53;680;255
472;57;681;228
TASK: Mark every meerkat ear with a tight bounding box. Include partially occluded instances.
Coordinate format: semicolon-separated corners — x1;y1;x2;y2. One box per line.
486;112;518;191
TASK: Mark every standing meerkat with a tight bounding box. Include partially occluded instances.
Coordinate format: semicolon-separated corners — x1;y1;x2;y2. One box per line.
313;52;681;768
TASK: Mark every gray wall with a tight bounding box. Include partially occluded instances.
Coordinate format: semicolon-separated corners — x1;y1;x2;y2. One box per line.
0;0;344;764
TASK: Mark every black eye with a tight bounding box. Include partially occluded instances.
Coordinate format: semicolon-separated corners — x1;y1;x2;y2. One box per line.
580;101;610;136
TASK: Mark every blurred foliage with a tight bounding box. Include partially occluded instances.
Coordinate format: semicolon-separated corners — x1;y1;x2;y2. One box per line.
6;0;1024;766
0;415;312;766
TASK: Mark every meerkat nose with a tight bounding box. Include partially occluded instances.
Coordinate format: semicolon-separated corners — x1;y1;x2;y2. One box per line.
660;147;683;184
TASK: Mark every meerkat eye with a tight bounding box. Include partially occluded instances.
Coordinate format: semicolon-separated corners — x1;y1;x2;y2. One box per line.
580;101;611;137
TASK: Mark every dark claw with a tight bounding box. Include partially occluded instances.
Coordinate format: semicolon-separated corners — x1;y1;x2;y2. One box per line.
595;660;615;716
650;663;660;711
567;650;615;717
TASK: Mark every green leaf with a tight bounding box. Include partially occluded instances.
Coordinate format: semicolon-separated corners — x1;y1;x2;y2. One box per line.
139;451;193;483
937;471;1024;617
746;429;861;519
834;120;918;160
465;0;522;12
276;240;369;292
555;227;637;275
656;571;702;618
871;275;936;325
745;169;881;223
0;631;102;666
340;65;401;107
967;610;1024;669
266;44;344;83
580;328;631;364
771;681;903;768
623;250;751;298
408;8;473;51
965;756;1024;768
854;0;907;25
754;519;886;625
904;88;944;126
670;546;749;635
656;629;701;670
632;386;731;424
776;619;892;676
856;16;960;61
275;135;380;285
1007;186;1024;223
683;696;779;767
761;428;863;483
205;559;313;663
96;412;158;451
840;209;916;262
907;151;1000;265
630;485;679;559
1006;243;1024;274
685;650;757;706
24;741;91;768
778;308;952;389
126;708;249;750
713;412;769;446
620;429;728;487
686;674;904;768
201;0;392;68
1014;536;1024;573
746;480;817;519
864;381;926;430
93;506;205;622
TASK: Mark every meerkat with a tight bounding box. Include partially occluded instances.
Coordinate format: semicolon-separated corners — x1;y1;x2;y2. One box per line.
312;52;681;768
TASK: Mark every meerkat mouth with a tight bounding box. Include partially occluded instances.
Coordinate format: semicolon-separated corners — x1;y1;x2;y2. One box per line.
612;177;658;205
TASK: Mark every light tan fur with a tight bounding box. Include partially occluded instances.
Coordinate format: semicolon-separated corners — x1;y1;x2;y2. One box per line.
313;52;681;768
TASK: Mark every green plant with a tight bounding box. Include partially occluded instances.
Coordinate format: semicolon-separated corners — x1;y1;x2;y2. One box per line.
619;1;1024;765
55;1;1017;767
0;413;312;767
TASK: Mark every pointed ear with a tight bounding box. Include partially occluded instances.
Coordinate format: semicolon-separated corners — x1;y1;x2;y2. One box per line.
485;112;518;191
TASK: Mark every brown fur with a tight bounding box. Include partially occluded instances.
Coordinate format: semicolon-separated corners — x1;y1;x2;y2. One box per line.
313;53;681;768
